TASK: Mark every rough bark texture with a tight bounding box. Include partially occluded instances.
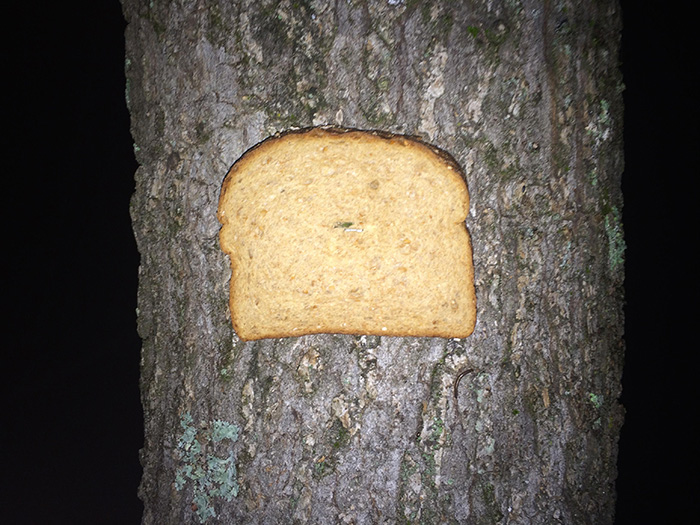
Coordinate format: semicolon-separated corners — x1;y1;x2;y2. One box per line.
123;0;625;523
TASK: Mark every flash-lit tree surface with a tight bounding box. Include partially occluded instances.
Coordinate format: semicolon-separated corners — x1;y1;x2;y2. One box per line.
123;0;624;523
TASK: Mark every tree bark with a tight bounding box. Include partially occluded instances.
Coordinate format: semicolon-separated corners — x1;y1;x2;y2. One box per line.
123;0;625;523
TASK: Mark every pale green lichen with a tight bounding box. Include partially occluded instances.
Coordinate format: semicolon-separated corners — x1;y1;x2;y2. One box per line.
588;393;604;428
175;412;240;523
586;99;612;147
604;206;625;272
588;168;598;187
588;392;603;409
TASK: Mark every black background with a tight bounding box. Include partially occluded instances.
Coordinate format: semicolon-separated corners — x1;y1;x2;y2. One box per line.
4;1;694;523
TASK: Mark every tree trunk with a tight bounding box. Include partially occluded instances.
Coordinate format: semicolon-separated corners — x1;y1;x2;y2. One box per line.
123;0;624;523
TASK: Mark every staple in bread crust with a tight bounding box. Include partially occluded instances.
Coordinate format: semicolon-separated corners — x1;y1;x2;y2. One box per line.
218;127;476;340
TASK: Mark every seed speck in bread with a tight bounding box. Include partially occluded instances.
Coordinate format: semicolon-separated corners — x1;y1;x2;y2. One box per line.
217;127;476;341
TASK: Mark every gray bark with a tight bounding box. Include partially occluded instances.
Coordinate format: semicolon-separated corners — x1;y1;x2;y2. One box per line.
123;0;625;523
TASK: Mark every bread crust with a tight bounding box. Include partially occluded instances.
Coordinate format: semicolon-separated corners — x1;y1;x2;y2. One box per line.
218;127;476;341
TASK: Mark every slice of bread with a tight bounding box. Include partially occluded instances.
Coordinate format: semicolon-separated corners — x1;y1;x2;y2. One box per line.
218;127;476;341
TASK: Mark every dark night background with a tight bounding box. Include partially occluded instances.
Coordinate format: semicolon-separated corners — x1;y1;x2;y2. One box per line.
3;1;694;523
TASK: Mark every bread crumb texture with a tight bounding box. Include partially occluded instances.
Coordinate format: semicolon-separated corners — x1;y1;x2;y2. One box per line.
218;127;476;340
